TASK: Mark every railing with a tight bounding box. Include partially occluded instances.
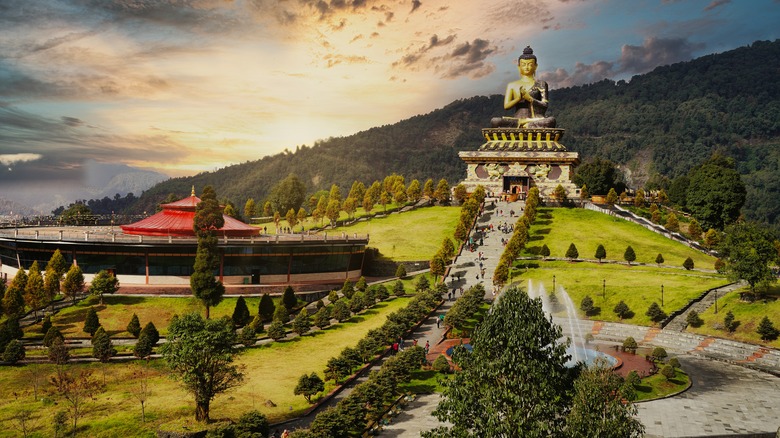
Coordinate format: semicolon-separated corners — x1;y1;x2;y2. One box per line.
0;228;369;245
584;202;715;256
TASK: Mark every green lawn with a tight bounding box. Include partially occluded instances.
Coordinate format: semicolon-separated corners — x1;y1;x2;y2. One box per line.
0;296;412;437
634;366;690;401
523;208;716;270
329;206;461;261
687;285;780;348
515;261;728;326
26;295;285;338
258;202;407;234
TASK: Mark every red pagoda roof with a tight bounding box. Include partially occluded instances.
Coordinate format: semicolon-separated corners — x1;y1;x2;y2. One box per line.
120;191;259;238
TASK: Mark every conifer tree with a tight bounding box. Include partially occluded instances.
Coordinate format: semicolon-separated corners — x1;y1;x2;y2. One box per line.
282;286;297;312
232;296;251;327
191;185;225;319
258;293;275;322
91;327;116;363
624;246;636;265
127;313;142;337
140;322;160;345
273;304;290;323
565;243;579;260
594;244;606;263
83;308;100;336
292;308;311;336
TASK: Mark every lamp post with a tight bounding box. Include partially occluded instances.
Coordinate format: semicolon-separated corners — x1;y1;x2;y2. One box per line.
602;279;606;300
552;275;556;293
714;289;719;314
661;284;664;307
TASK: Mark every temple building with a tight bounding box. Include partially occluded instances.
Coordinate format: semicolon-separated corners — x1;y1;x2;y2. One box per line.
0;190;367;288
458;127;580;201
120;188;260;237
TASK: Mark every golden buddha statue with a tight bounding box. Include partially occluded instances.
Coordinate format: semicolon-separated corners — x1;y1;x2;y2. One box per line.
491;46;556;129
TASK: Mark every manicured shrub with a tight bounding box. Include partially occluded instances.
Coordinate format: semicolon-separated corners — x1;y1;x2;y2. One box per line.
283;286;298;311
43;326;64;348
432;355;450;374
686;310;703;328
393;280;405;297
668;357;681;369
622;336;638;354
613;301;631;320
651;347;668;362
757;316;779;341
395;264;407;279
683;257;695;270
239;326;256;347
139;322;159;345
660;364;676;380
646;302;667;323
724;311;737;333
3;339;25;364
580;295;594;316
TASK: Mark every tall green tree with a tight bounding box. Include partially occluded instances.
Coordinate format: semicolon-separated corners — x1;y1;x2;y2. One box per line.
160;313;244;422
24;261;46;318
605;188;618;206
268;174;307;214
424;286;572;437
565;359;644;438
89;270;119;305
423;178;435;199
294;372;325;404
244;198;256;221
191;186;225;319
686;156;746;230
572;158;625;195
434;179;450;204
406;179;422;203
719;221;777;296
62;264;84;304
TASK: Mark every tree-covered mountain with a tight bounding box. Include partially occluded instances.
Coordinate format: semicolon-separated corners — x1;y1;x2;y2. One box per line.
118;40;780;230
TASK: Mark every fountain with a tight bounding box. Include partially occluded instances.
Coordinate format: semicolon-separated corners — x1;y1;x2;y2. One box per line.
527;280;617;368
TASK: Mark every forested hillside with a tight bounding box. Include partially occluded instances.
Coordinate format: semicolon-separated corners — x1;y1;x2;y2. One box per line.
125;40;779;229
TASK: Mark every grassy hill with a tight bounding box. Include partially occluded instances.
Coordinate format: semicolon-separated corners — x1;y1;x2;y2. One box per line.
523;208;716;269
515;208;728;326
687;284;780;348
329;205;461;261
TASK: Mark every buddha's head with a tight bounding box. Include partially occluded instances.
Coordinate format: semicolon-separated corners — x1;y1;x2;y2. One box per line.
518;46;537;76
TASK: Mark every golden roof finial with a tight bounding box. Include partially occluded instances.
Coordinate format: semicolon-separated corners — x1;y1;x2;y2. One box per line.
191;185;196;197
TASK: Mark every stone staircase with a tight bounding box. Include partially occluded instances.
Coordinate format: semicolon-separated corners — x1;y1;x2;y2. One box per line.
554;318;780;376
663;282;742;332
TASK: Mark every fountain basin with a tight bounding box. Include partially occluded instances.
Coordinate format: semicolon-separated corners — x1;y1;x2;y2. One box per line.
566;346;620;368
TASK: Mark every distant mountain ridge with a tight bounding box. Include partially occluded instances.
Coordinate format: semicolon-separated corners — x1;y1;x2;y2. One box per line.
113;40;780;230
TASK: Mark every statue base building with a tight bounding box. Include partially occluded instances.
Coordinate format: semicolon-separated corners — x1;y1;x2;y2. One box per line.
458;127;580;202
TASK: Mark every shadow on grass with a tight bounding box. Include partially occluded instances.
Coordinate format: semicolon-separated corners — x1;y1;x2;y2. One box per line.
402;383;437;394
534;228;552;235
528;235;545;242
105;295;148;306
585;307;602;317
635;384;653;393
516;262;540;269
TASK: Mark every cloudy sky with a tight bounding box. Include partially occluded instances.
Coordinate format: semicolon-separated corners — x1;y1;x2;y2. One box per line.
1;0;779;194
